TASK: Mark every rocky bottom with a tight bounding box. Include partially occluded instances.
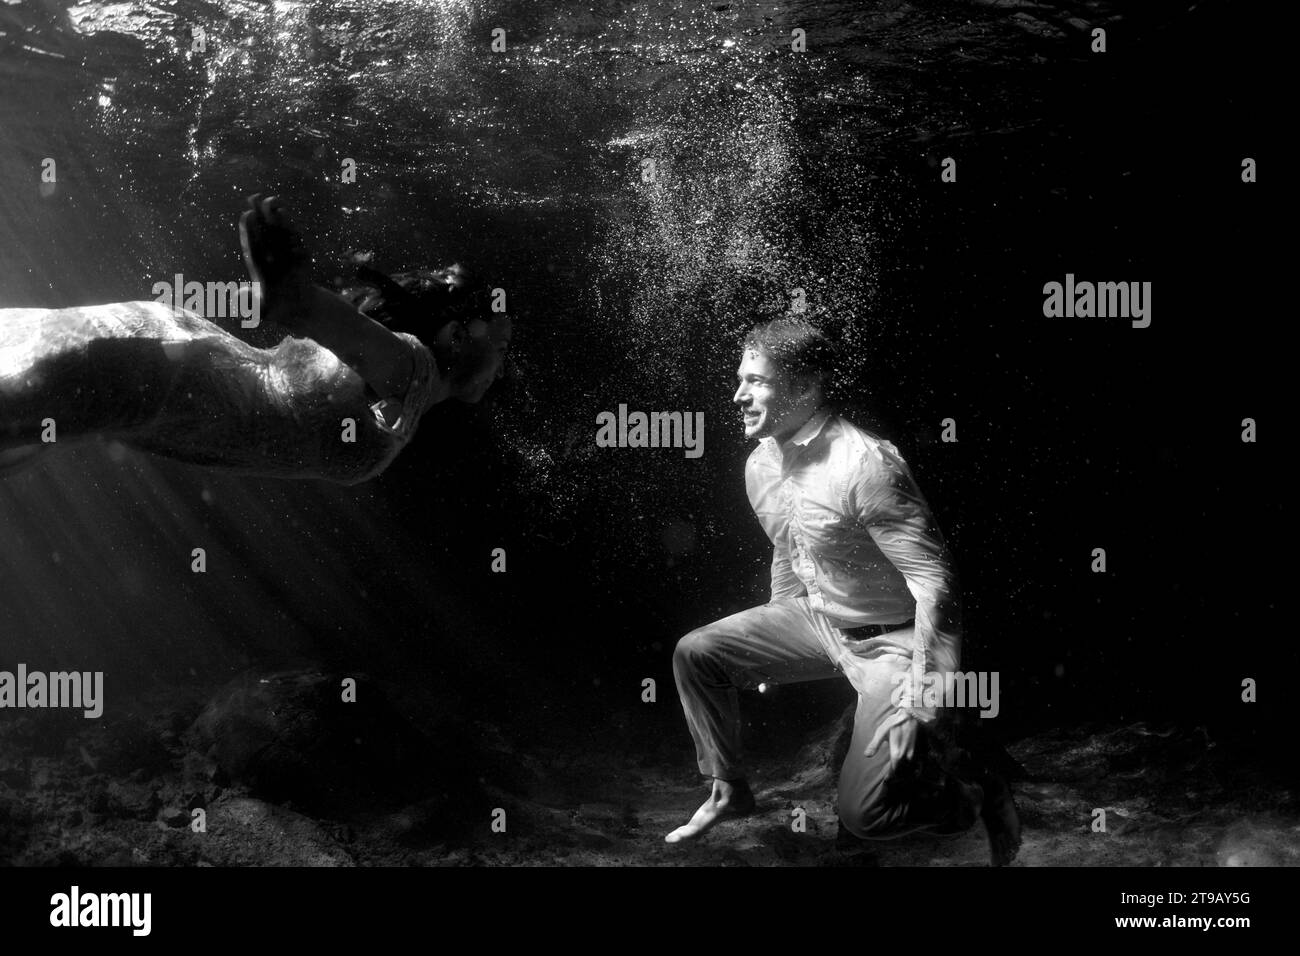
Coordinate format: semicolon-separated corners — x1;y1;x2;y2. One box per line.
1;673;1294;867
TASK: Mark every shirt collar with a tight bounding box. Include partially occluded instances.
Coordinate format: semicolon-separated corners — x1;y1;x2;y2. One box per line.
764;408;833;463
789;408;832;447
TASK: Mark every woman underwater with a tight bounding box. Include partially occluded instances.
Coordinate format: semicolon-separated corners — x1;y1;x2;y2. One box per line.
0;195;511;483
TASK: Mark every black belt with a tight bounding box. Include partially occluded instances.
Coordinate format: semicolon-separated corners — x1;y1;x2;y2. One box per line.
839;619;914;639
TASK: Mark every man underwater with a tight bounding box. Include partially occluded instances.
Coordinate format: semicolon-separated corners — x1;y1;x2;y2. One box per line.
666;317;1020;865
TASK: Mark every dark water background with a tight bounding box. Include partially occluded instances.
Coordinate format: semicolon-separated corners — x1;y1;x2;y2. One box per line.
0;1;1286;760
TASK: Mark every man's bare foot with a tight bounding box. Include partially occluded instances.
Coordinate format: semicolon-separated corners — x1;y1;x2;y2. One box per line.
664;777;756;844
979;769;1021;866
238;193;314;334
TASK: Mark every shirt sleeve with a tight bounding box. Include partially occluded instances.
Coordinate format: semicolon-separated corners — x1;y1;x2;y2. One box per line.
364;332;440;443
769;539;807;602
848;447;962;724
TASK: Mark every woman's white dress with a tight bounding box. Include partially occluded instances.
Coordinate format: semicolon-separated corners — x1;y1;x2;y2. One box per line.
0;300;440;484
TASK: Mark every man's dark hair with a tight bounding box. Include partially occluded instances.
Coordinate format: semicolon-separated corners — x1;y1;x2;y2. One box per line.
741;316;838;395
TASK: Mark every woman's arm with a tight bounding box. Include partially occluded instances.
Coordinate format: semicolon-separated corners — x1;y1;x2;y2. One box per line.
237;194;426;402
296;286;420;402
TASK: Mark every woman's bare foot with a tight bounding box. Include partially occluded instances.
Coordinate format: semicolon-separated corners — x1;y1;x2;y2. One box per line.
664;777;756;844
238;193;314;334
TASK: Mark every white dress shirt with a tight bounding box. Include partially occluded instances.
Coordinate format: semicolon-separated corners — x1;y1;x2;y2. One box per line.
745;409;963;720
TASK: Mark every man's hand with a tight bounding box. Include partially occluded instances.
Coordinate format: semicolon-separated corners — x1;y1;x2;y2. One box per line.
865;710;918;777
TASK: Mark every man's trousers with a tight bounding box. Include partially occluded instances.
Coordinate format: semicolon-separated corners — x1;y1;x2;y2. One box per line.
672;597;975;839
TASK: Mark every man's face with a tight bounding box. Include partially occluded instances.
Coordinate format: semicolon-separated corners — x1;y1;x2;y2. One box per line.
733;349;815;442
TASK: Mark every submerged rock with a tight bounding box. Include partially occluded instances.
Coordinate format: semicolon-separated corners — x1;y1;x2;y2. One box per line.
190;669;481;818
200;797;355;867
106;779;160;821
158;807;189;828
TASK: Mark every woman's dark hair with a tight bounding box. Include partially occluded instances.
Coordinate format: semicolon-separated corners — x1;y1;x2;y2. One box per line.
345;263;494;345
